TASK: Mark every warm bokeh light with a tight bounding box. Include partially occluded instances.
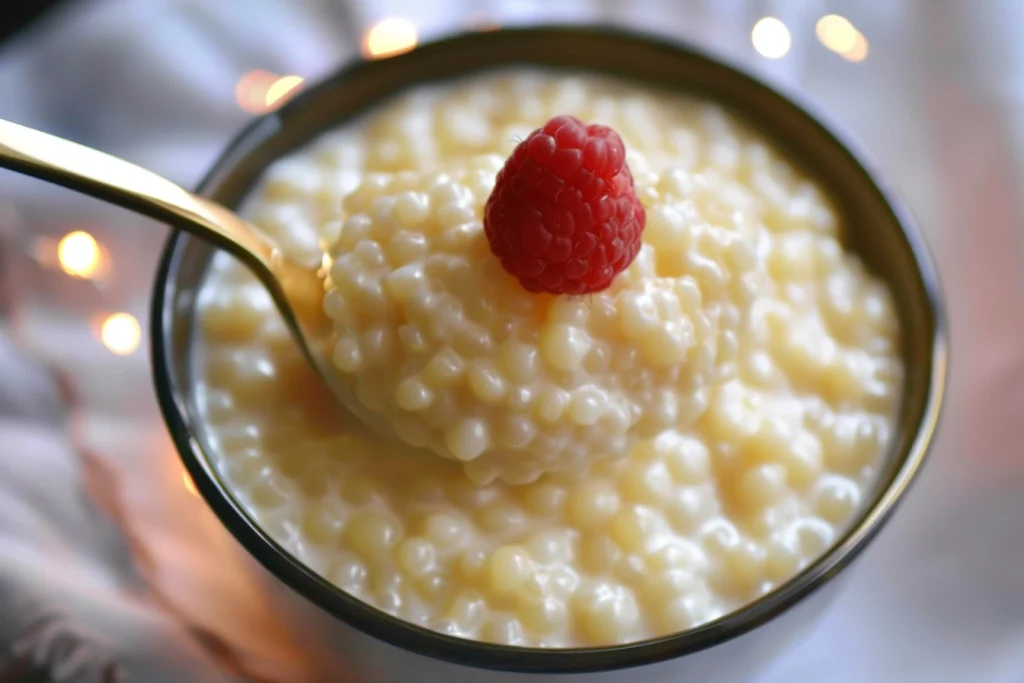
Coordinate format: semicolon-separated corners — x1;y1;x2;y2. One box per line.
265;75;305;107
100;312;141;356
842;33;870;62
751;17;791;59
183;470;199;497
816;14;869;62
57;230;102;278
235;69;277;113
363;18;418;58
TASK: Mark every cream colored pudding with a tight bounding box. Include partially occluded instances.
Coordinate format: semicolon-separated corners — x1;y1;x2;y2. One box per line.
194;71;901;647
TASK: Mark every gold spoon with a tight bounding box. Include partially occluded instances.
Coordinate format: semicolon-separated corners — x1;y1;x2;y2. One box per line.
0;118;352;408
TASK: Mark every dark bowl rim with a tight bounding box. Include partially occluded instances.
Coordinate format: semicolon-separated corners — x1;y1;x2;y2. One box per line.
150;24;948;675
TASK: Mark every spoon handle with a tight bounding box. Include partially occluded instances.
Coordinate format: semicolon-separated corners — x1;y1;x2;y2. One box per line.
0;118;274;275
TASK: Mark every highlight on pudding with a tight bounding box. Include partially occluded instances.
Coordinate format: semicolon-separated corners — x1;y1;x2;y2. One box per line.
194;71;902;648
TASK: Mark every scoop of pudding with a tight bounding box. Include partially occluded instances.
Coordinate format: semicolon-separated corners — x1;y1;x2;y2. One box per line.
323;151;759;484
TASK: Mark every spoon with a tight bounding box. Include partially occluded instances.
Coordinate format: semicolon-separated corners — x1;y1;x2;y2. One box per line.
0;118;350;406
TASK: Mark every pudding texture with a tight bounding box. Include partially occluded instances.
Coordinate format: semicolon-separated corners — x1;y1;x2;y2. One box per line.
194;71;902;647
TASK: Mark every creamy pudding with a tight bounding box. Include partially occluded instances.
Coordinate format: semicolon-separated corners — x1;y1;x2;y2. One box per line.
193;71;901;648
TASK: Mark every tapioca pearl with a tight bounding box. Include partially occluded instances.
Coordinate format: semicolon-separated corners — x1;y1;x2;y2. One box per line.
488;545;535;595
522;482;567;515
346;511;402;561
517;593;567;635
639;567;700;608
613;554;648;586
496;414;536;450
391;191;431;228
699;517;742;557
647;540;708;575
332;336;364;373
667;485;717;533
620;460;673;506
579;533;622;574
201;389;236;424
453;326;494;358
482;615;527;646
764;533;802;581
397;538;437;579
767;232;818;281
251;203;322;266
812;475;862;524
249;472;290;509
462;458;501;486
641;318;695;367
331;556;369;593
394;376;434;412
777;431;824;488
342;474;382;506
791;517;836;558
497;341;539;383
533;388;571;424
387;231;430;266
822;354;870;406
705;381;763;444
260;160;323;201
718;540;767;597
477;503;528;536
659;434;712;484
456;548;490;585
466;360;507;404
567;480;620;528
447;477;501;509
444;419;490;462
359;326;397;366
422;349;466;388
444;590;488;635
220;448;267;488
571;582;641;645
395;324;429;355
567;387;608;426
736;463;789;511
200;297;266;343
383;263;427;302
739;350;785;389
610;506;666;554
211;424;263;453
422;514;470;551
540;324;592;372
506;386;537;413
777;325;838;385
523;529;575;565
617;292;660;339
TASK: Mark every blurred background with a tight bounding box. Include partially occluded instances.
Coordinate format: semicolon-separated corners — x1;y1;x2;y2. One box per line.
0;0;1021;681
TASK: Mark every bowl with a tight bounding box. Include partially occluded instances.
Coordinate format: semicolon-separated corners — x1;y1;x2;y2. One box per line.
151;26;947;683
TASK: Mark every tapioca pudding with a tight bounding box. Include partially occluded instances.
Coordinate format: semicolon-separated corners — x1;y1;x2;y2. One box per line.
193;70;902;648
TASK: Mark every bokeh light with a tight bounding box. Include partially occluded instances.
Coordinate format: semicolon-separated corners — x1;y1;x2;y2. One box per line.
363;18;418;59
751;17;791;60
100;313;141;356
57;230;102;278
816;14;869;62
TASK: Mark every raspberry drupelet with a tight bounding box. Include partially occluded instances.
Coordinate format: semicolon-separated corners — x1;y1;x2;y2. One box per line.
484;115;646;295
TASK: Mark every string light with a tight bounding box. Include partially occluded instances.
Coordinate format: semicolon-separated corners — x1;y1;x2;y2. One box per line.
100;312;141;356
751;17;791;60
816;14;869;62
363;18;418;59
57;230;103;278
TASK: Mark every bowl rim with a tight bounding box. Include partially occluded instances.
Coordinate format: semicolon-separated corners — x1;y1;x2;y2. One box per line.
150;24;948;674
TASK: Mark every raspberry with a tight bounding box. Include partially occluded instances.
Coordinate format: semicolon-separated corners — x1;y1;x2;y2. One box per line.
484;115;646;295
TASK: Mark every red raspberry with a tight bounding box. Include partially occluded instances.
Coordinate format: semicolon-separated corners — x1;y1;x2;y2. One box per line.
484;115;646;295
